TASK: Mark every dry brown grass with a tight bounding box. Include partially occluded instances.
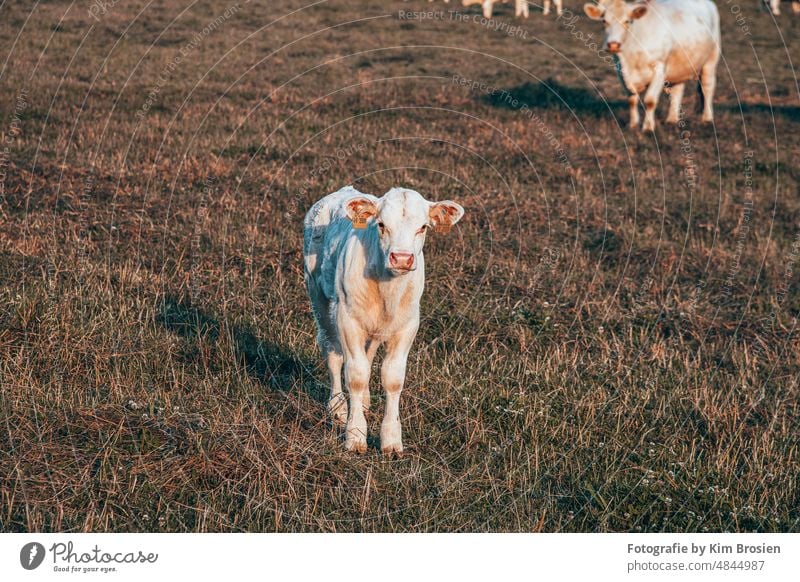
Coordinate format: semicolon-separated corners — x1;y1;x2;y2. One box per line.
0;0;798;532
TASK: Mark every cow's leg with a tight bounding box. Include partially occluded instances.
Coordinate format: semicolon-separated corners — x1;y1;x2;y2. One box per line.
483;0;494;18
699;54;718;123
666;82;685;124
340;318;371;453
380;322;419;455
516;0;529;17
543;0;551;15
326;346;347;425
306;279;348;425
628;94;640;128
554;0;563;15
642;63;666;131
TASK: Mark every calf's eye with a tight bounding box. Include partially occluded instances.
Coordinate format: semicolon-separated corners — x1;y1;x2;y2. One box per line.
416;225;428;234
377;222;386;234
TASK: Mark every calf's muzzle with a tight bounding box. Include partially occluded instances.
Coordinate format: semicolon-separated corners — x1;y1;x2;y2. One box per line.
389;251;415;271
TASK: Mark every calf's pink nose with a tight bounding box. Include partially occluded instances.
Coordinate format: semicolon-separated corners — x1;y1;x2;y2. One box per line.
607;41;621;53
389;252;414;270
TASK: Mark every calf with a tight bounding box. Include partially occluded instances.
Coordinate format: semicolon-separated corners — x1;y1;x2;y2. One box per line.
303;186;464;454
584;0;721;131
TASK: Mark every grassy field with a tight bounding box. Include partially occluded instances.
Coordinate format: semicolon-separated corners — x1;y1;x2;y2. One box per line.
0;0;798;532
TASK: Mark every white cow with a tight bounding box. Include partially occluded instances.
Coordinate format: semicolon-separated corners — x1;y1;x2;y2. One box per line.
584;0;721;131
303;186;464;454
765;0;800;14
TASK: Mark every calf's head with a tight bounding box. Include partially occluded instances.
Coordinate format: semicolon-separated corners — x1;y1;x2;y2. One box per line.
345;188;464;275
584;0;649;54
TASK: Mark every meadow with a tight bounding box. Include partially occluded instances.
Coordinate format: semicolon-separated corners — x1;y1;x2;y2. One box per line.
0;0;798;532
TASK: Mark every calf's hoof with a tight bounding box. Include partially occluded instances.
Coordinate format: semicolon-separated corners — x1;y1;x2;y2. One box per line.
381;441;404;457
380;421;403;456
345;433;368;454
327;397;348;426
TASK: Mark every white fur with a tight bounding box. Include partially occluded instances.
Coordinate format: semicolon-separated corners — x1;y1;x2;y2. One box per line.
584;0;721;131
303;186;464;454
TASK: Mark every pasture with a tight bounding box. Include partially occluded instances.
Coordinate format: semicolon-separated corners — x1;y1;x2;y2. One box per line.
0;0;798;532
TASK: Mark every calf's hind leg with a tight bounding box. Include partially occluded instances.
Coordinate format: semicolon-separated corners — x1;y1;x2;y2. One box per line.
307;279;348;425
325;347;347;425
362;338;381;411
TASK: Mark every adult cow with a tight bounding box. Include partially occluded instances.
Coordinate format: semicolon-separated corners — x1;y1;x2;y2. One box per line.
303;186;464;454
584;0;721;131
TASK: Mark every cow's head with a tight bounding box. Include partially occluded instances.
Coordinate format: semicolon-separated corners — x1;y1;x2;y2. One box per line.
345;188;464;275
583;0;649;54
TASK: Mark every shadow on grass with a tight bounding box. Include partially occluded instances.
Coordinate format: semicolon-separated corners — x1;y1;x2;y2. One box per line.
486;80;799;123
482;79;625;117
157;297;319;399
723;102;800;122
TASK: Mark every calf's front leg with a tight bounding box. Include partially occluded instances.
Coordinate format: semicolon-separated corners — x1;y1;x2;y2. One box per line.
340;319;371;453
380;322;418;455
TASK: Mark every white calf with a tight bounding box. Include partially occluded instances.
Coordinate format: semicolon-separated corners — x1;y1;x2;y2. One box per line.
303;186;464;454
584;0;721;131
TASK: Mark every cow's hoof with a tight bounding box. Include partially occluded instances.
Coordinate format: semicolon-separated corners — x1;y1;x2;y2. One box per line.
381;441;404;457
345;439;368;454
665;115;680;124
642;122;656;132
327;398;348;426
381;421;403;455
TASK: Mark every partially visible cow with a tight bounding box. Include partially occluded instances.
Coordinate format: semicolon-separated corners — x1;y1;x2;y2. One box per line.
584;0;721;131
764;0;800;14
462;0;532;18
303;186;464;454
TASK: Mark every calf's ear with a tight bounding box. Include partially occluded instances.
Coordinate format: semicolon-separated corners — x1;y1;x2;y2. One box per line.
429;201;465;233
630;4;648;19
345;196;378;229
583;3;604;20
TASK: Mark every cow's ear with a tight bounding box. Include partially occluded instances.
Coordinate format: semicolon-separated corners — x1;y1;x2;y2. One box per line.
630;4;648;19
429;201;464;233
345;196;378;228
583;3;604;20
